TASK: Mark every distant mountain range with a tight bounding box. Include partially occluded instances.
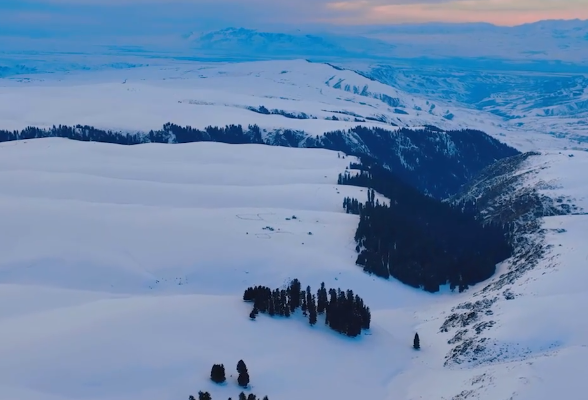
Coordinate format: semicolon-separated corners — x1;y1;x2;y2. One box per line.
182;20;588;68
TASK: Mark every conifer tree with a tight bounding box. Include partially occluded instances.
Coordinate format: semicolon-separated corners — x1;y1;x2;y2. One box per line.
247;394;257;400
239;393;247;400
413;332;420;350
189;396;195;400
317;282;328;314
237;359;250;387
238;371;250;387
211;363;226;383
237;360;248;374
308;294;318;326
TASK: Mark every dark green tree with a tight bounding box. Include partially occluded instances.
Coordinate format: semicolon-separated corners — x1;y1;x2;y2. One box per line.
237;360;248;374
413;332;420;350
239;393;247;400
308;294;318;326
238;371;250;387
211;363;226;383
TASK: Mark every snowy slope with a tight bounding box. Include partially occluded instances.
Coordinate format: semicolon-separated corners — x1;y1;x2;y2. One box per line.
389;150;588;400
0;59;573;152
0;139;587;399
357;64;588;150
0;138;443;400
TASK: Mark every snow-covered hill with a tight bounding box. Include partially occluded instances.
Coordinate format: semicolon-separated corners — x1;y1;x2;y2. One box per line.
388;150;588;399
0;138;586;400
0;59;581;152
356;64;588;149
0;138;438;400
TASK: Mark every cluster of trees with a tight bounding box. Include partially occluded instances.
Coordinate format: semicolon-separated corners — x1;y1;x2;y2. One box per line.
191;392;268;400
338;163;513;293
209;360;249;387
193;360;268;400
244;279;371;337
323;125;519;198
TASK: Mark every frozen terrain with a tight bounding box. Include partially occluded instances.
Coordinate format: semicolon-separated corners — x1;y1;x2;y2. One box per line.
0;138;587;400
0;138;439;400
0;59;584;152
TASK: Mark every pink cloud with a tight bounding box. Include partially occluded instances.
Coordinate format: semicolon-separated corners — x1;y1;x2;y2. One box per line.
324;0;588;25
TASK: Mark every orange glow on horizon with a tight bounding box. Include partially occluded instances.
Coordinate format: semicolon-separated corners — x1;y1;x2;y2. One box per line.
324;0;588;26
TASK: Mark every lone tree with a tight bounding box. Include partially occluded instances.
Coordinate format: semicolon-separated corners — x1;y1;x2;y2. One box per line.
413;332;420;350
210;363;226;383
238;371;250;387
198;391;212;400
189;396;195;400
237;359;250;388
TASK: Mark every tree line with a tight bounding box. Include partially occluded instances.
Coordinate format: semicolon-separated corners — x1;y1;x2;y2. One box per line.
243;279;371;337
0;123;518;200
338;160;513;293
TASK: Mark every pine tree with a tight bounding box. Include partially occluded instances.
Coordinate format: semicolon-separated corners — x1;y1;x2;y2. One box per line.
189;396;195;400
317;282;328;314
308;294;318;326
239;393;247;400
262;397;269;400
237;359;250;387
247;394;257;400
249;308;257;320
237;360;248;374
413;332;420;350
238;371;250;387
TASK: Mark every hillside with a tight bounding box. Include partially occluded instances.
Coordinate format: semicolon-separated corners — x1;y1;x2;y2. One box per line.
0;138;445;400
0;139;586;400
385;150;588;399
0;59;547;151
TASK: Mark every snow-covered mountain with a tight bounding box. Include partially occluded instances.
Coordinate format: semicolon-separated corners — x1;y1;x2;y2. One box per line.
183;27;393;58
0;59;582;152
181;21;588;66
355;64;588;147
360;19;588;65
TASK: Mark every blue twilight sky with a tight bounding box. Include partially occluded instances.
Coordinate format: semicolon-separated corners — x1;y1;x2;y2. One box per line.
0;0;587;37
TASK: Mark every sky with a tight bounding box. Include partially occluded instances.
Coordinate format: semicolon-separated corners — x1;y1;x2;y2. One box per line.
0;0;587;37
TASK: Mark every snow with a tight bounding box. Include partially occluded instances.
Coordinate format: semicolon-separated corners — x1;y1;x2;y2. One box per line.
1;59;575;152
1;59;588;399
0;138;444;400
382;150;588;400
